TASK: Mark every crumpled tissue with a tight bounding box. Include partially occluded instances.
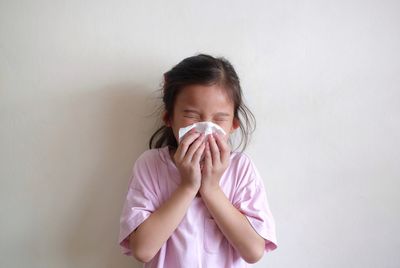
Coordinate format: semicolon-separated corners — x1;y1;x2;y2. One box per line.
178;121;226;143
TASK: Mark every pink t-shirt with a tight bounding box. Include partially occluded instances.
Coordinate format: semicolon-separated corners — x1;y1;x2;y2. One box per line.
118;146;278;267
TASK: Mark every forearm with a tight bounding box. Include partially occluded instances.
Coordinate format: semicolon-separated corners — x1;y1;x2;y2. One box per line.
200;187;265;263
129;185;197;263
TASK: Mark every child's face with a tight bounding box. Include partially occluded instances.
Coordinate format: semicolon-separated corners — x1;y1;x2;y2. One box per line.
164;84;239;142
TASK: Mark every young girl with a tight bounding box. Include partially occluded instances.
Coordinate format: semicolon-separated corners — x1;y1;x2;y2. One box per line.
118;54;278;267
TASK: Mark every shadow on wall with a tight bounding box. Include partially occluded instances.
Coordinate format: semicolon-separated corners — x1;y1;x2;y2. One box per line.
62;83;162;268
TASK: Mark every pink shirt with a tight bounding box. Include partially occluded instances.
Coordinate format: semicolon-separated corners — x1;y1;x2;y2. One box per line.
118;146;277;267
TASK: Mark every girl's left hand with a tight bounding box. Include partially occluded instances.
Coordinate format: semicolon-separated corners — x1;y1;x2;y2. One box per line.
199;132;231;195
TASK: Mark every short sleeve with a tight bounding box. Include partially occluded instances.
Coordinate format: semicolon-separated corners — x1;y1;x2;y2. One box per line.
232;155;278;253
118;151;161;256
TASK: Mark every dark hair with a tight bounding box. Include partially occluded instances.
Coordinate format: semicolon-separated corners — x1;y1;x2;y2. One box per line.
149;53;256;152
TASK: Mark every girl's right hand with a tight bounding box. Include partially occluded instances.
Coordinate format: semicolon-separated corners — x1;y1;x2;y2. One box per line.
173;129;206;192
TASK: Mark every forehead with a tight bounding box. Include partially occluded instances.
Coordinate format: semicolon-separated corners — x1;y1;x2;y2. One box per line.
175;84;234;109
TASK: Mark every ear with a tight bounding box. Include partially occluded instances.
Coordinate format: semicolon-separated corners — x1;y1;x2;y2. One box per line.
162;111;171;127
230;118;240;133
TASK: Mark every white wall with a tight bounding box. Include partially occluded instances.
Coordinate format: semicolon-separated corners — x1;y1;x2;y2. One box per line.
1;1;399;267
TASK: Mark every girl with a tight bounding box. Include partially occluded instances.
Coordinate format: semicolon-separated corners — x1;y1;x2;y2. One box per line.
118;54;278;267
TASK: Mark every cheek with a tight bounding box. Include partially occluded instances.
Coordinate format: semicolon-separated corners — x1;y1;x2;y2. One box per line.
184;119;199;125
215;121;233;135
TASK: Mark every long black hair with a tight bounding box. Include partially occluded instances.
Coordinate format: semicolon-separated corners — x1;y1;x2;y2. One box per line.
149;54;256;152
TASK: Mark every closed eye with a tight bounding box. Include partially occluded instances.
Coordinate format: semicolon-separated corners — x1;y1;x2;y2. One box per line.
214;116;229;121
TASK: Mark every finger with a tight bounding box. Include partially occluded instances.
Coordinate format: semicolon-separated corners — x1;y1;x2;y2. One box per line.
219;132;229;142
185;133;205;161
176;130;199;157
208;133;220;166
180;128;197;142
175;131;200;161
204;141;212;170
192;142;206;163
213;132;230;163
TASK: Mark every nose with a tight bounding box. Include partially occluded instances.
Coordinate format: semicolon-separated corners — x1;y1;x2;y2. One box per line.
200;116;212;122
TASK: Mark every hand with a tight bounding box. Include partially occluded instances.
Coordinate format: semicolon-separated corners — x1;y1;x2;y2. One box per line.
200;132;231;195
173;129;206;193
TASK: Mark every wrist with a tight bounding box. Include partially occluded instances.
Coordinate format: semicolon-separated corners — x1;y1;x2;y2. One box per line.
179;182;200;196
199;183;220;198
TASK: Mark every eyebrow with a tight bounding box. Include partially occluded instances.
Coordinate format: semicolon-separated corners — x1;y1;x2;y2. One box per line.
182;109;230;117
182;109;200;113
214;112;231;117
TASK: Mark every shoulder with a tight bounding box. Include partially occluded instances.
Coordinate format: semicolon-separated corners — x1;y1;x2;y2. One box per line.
136;147;162;161
229;150;255;170
227;150;264;185
128;147;169;190
134;147;168;167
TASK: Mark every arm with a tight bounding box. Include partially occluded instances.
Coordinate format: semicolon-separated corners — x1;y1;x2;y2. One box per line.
130;131;206;263
129;185;197;263
200;186;265;263
200;133;265;263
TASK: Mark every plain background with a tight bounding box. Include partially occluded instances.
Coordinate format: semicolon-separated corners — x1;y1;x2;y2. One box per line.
1;0;399;267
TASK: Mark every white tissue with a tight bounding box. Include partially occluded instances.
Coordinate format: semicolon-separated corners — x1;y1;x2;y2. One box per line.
178;121;226;143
